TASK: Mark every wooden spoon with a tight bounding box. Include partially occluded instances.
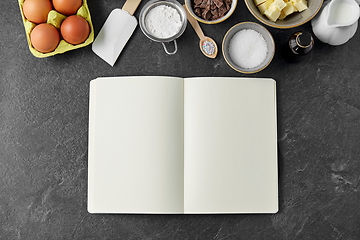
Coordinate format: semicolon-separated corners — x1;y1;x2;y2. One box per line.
183;5;218;58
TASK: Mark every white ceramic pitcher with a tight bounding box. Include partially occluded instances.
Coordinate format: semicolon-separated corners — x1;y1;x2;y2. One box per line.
311;0;360;45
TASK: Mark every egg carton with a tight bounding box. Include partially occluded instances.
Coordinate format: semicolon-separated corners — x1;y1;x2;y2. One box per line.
18;0;94;58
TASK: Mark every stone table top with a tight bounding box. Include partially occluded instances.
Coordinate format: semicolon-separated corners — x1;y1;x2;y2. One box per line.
1;0;359;239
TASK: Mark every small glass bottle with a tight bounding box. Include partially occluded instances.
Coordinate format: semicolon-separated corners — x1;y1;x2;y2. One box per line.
289;31;314;55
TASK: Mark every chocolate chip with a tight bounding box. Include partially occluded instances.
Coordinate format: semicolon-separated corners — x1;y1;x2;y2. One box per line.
225;1;230;10
200;0;207;8
213;0;223;8
194;7;201;17
218;5;228;17
202;9;212;20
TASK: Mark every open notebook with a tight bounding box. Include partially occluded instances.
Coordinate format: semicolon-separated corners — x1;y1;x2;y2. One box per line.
88;76;278;214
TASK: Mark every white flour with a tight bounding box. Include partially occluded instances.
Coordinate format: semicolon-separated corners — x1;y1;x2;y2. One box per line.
145;5;182;39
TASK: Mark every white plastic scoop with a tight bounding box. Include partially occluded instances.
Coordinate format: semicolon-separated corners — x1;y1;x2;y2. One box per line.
92;0;142;66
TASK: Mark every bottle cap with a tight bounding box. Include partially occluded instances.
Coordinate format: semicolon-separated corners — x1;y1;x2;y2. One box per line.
296;32;313;48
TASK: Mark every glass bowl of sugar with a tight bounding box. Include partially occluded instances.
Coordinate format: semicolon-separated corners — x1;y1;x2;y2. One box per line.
222;22;275;74
139;0;187;55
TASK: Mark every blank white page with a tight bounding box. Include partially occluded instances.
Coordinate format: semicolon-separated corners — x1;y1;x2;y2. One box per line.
183;77;278;213
88;76;184;213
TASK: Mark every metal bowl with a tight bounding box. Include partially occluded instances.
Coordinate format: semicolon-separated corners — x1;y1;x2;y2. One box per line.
222;22;275;74
139;0;187;54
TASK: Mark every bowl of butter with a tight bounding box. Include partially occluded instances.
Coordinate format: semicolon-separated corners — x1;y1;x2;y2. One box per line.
244;0;323;28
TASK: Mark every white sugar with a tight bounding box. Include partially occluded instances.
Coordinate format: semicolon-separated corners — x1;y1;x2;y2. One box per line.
145;5;182;39
228;29;268;69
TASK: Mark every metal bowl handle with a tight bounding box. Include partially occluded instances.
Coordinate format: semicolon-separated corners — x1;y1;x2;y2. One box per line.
161;40;178;55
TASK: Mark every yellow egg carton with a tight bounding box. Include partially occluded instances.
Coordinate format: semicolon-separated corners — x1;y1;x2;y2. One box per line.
18;0;94;58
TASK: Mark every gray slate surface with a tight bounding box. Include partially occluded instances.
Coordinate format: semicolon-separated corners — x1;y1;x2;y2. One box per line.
1;0;360;239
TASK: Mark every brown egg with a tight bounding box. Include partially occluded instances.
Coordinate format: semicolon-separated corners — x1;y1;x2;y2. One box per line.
30;23;60;53
53;0;82;16
61;15;90;45
23;0;53;24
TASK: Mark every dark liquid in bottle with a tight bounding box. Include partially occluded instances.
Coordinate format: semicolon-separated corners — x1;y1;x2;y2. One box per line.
289;32;314;55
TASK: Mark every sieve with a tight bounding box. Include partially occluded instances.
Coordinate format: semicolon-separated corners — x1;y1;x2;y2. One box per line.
139;0;187;55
